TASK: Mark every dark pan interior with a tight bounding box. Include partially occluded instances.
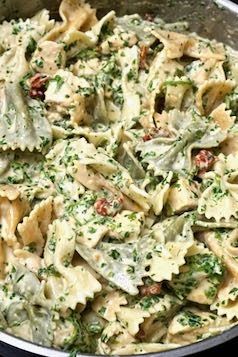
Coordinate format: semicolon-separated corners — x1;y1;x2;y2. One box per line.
0;0;238;49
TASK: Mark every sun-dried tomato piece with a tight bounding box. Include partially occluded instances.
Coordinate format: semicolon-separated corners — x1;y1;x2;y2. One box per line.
139;283;162;296
142;133;153;142
144;13;155;22
136;328;146;340
139;45;148;70
142;127;170;141
94;198;109;216
194;149;216;175
94;196;123;217
29;73;49;100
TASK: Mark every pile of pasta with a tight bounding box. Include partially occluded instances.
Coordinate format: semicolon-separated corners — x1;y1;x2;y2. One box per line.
0;0;238;354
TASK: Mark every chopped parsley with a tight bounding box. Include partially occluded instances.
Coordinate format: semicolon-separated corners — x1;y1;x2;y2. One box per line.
38;264;61;278
178;311;202;328
51;75;65;90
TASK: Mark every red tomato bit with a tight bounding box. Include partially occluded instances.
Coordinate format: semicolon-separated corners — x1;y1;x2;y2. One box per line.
194;149;215;175
139;283;162;296
29;73;49;100
142;127;170;142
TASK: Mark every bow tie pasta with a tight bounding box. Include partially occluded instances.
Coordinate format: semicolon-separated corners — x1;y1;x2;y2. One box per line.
0;0;238;355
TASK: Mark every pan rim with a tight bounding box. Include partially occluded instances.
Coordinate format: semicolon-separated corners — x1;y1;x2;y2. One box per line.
0;0;238;356
0;323;238;356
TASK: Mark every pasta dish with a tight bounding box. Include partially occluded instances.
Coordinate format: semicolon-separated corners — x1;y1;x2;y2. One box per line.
0;0;238;355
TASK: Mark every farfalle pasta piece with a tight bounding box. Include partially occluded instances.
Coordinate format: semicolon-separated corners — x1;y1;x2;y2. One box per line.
71;124;122;157
116;307;150;336
137;110;226;176
211;273;238;320
1;264;53;346
100;14;141;54
46;138;117;178
148;214;194;282
144;233;193;283
169;241;224;304
77;239;139;293
0;44;24;78
136;293;182;319
92;291;127;322
196;79;234;115
77;214;194;294
166;177;199;215
108;210;145;242
220;132;238;155
97;321;136;355
210;103;235;130
199;232;238;321
55;189;144;247
198;154;238;222
184;37;226;61
17;197;53;255
139;294;182;342
60;0;97;31
44;0;97;42
8;263;48;306
77;220;109;248
108;169;149;212
45;268;101;313
118;46;140;129
44;219;101;311
151;215;194;276
97;312;179;354
0;152;55;202
13;249;42;275
31;41;66;74
0;185;20;201
0;195;29;246
0;13;53;153
86;11;115;45
209;61;227;81
118;140;145;180
0;81;52;152
8;303;53;347
139;322;167;344
166;308;234;345
58;191;111;247
195;219;238;229
163;76;194;111
45;70;90;126
186;59;219;86
201;229;238;278
47;138;149;212
143;50;183;127
226;47;238;85
76;240;145;295
52;316;81;348
46;139;89;186
143;171;173;216
152;30;188;59
31;9;55;33
0;11;53;53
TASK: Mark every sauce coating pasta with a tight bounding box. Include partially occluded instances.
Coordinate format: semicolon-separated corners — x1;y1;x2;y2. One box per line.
0;0;238;354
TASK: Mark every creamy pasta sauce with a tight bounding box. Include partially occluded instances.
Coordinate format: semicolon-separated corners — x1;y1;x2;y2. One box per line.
0;0;238;355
